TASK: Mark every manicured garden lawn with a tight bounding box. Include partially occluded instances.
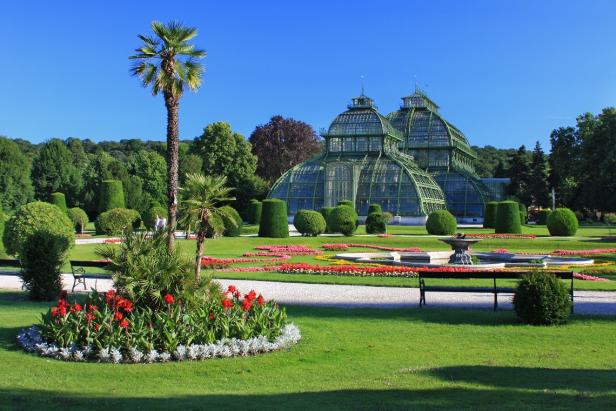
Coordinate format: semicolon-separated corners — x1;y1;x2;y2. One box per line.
1;291;615;410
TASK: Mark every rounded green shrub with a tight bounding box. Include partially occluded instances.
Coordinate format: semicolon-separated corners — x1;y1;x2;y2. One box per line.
142;205;168;230
547;208;579;236
367;204;382;215
536;209;551;225
328;205;358;236
247;200;262;225
205;213;226;238
483;201;498;228
320;207;334;233
513;271;572;325
495;201;522;234
67;207;89;234
3;201;75;256
95;208;140;235
365;212;387;234
50;192;67;214
425;210;457;235
258;199;289;238
99;180;125;213
220;205;243;237
337;200;354;209
519;202;527;225
293;210;326;236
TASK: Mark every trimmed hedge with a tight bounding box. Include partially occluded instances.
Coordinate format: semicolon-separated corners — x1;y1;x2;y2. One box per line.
320;207;334;233
20;230;69;301
67;207;89;234
367;204;382;215
0;211;5;257
513;272;572;325
366;212;387;234
519;202;527;225
536;209;551;225
205;214;225;238
95;208;140;235
50;192;68;214
220;206;243;237
99;180;125;213
142;205;168;230
495;201;522;234
247;200;262;225
337;200;354;209
258;199;289;238
483;201;498;228
425;210;457;235
293;209;326;236
547;208;579;236
3;202;75;257
327;205;358;236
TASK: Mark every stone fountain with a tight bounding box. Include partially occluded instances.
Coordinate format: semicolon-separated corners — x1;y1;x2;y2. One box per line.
438;234;481;265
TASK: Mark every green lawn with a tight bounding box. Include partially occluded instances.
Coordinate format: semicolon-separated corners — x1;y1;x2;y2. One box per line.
1;291;615;410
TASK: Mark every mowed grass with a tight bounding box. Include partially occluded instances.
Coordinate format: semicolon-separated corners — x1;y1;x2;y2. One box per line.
1;291;615;410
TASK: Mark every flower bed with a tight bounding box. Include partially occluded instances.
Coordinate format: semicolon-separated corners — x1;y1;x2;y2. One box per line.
201;255;290;268
465;234;536;239
573;272;609;282
254;245;322;256
321;244;421;252
492;248;616;256
103;238;123;244
278;263;418;278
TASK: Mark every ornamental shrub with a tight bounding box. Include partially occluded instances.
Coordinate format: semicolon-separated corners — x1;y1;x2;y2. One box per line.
519;202;527;225
425;210;457;235
129;209;142;231
328;205;358;236
142;205;167;230
205;213;226;238
547;208;579;236
3;201;75;257
247;200;262;225
382;211;394;223
513;271;572;325
536;209;551;225
258;199;289;238
67;207;89;234
483;201;498;228
95;208;140;235
293;209;326;236
604;212;616;225
99;180;125;213
320;207;334;233
50;192;67;214
337;200;354;209
495;201;522;234
368;204;382;215
365;212;387;234
0;211;5;257
220;205;243;237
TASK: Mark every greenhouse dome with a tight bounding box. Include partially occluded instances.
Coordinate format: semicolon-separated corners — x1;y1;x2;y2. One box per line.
268;94;446;222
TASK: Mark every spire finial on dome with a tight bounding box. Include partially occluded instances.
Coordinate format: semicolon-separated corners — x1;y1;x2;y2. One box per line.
360;74;365;96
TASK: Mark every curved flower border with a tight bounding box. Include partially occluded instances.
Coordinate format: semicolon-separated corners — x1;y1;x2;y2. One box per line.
17;323;301;364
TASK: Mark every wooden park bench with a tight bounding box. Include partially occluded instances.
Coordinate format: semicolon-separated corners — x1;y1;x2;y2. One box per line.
69;260;112;292
418;270;574;312
0;258;21;272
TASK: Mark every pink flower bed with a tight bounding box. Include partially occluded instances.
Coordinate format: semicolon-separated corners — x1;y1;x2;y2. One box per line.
573;272;610;282
254;245;322;256
466;233;536;239
201;256;290;268
278;263;419;277
103;239;122;244
552;248;616;256
322;243;421;252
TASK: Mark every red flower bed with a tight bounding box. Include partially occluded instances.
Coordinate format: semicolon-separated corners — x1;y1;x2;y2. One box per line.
322;243;421;252
103;238;123;244
201;255;291;268
465;234;536;239
254;245;322;256
278;263;418;277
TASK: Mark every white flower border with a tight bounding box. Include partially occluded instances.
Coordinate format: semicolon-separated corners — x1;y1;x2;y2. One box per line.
17;324;301;363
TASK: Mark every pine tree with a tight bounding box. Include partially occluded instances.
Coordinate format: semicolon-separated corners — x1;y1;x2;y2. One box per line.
529;141;550;207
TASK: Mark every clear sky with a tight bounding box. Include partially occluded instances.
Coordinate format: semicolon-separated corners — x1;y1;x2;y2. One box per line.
1;0;615;148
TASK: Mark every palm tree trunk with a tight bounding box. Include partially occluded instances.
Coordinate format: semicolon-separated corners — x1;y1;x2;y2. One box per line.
194;229;206;281
164;92;180;250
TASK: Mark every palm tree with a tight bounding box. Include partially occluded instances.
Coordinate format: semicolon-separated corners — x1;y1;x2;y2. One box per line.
130;21;206;250
180;173;235;280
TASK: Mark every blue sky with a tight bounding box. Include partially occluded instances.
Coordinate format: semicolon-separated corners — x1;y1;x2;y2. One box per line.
1;0;615;148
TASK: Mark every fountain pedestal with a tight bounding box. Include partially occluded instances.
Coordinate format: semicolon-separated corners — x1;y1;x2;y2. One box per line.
438;237;482;265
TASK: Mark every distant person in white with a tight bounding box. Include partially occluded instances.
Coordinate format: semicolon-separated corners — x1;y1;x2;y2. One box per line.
154;215;163;232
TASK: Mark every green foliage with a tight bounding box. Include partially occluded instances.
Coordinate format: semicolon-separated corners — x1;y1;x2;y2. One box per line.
604;213;616;225
50;192;68;214
425;210;457;235
320;207;334;233
258;199;289;238
67;207;89;234
365;212;387;234
142;205;167;230
293;210;326;237
337;200;354;209
513;272;572;325
471;145;516;178
0;211;5;257
327;205;358;237
519;202;527;225
99;180;125;213
483;201;498;228
495;201;522;234
220;205;243;237
0;136;34;212
95;208;140;235
547;208;579;236
367;204;382;215
205;214;226;238
31;139;83;205
382;211;394;223
127;150;167;206
234;174;269;216
3;201;75;257
536;209;551;225
506;145;532;206
247;200;262;225
528;141;550;207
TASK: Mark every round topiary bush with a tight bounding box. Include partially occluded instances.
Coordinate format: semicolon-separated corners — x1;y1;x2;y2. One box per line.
425;210;457;235
99;180;125;213
205;213;226;238
142;205;167;230
247;200;262;225
536;209;551;225
547;208;579;236
95;208;140;235
495;201;522;234
337;200;354;209
50;192;67;214
220;206;243;237
367;204;382;215
67;207;89;234
519;202;527;225
513;271;572;325
3;201;75;256
293;209;326;236
327;205;358;236
483;201;498;228
258;199;289;238
365;212;387;234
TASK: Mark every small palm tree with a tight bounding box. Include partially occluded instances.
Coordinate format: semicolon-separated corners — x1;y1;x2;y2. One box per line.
180;173;235;280
130;21;206;250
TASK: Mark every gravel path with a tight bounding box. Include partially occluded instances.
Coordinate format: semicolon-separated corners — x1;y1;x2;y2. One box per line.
1;273;615;315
